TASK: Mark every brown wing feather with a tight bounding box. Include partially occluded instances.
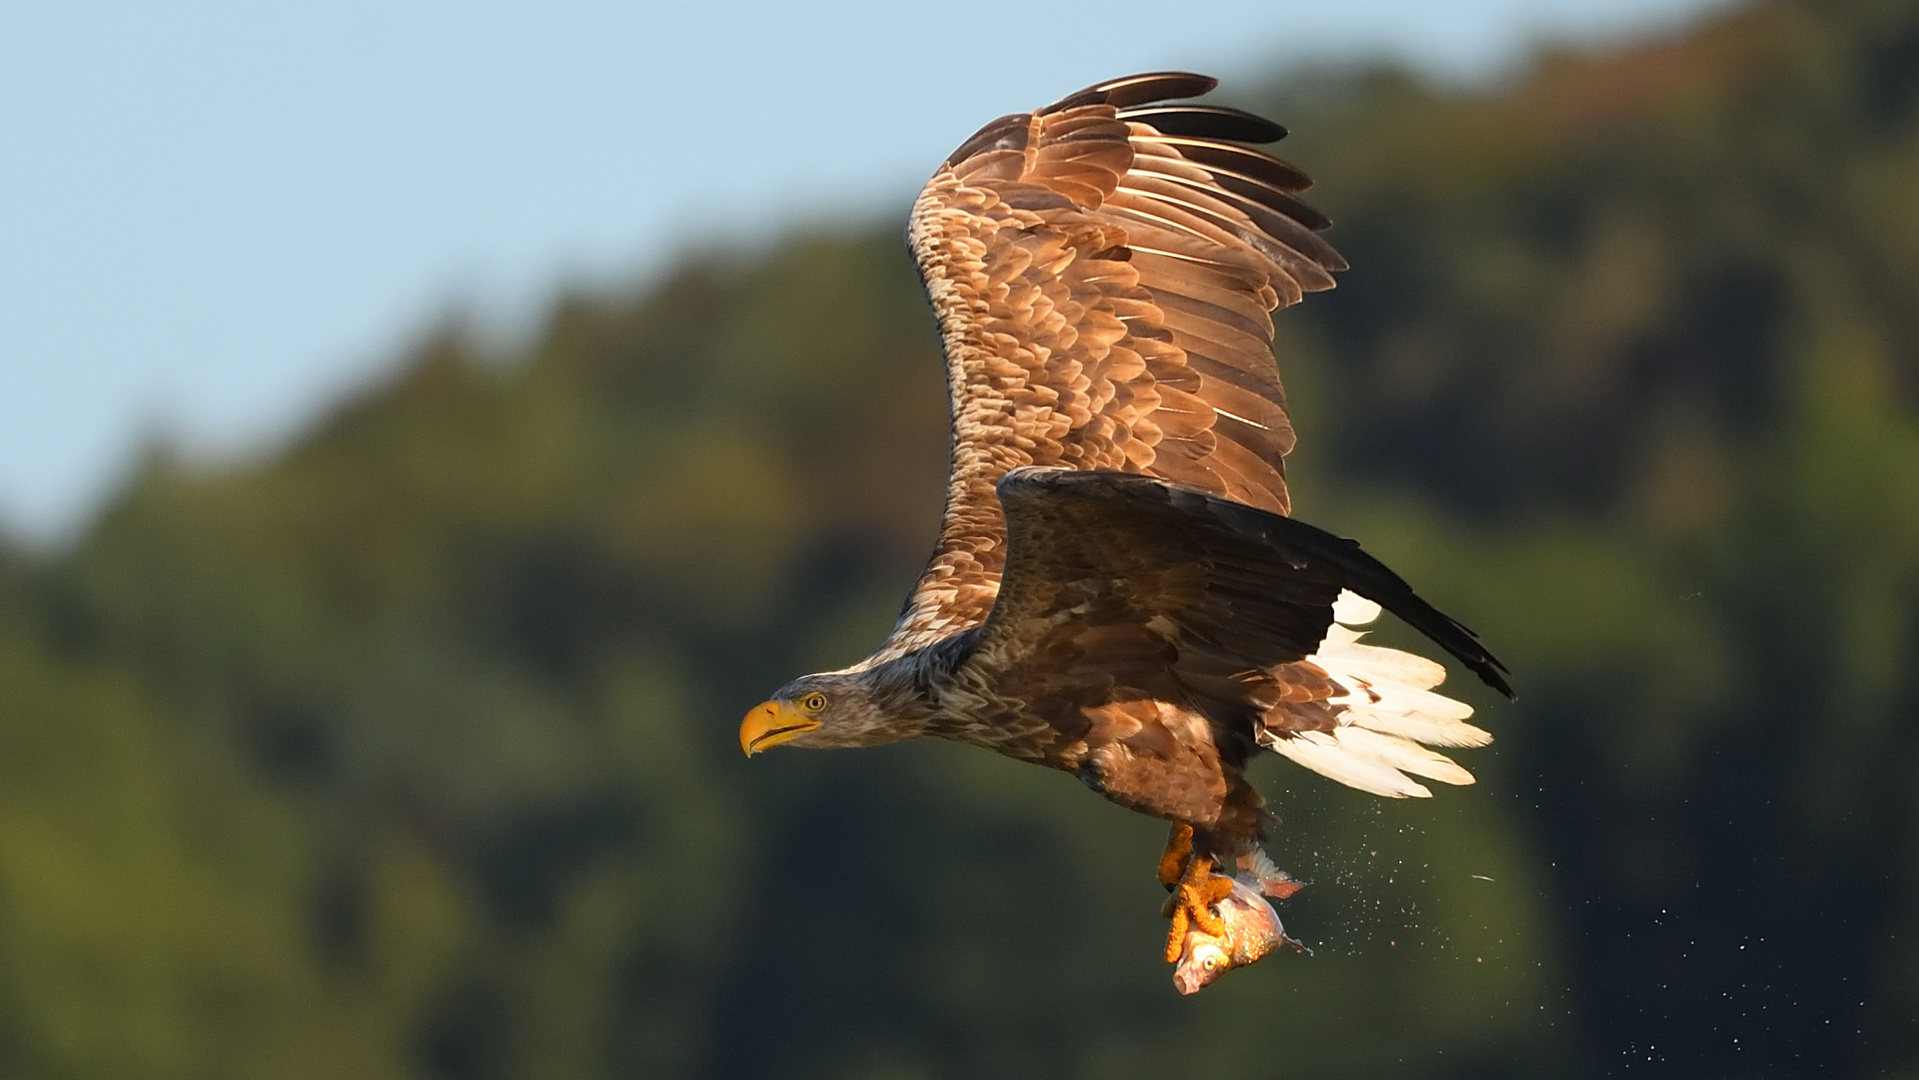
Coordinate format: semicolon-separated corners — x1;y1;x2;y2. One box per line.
931;468;1509;825
966;468;1512;705
881;73;1342;659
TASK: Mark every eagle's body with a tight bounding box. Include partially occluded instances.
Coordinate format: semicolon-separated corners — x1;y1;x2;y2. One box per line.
740;73;1511;966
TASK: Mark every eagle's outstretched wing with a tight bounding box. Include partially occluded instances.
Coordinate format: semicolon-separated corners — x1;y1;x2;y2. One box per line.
881;73;1345;659
985;470;1511;695
947;468;1510;801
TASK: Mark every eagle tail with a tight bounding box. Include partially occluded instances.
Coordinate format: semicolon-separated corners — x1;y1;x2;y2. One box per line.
1257;591;1492;799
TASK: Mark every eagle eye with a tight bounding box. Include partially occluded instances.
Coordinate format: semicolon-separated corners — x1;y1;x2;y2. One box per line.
801;692;828;713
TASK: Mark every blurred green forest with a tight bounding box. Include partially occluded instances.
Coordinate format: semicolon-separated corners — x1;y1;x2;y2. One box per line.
2;0;1917;1075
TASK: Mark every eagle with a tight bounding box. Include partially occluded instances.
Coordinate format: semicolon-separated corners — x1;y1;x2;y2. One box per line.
739;72;1512;967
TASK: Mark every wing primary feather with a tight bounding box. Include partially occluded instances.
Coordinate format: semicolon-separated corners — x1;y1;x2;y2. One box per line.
1134;136;1315;191
1122;172;1345;274
1117;105;1288;143
1126;153;1331;230
1047;71;1219;111
1201;173;1334;232
1113;182;1344;288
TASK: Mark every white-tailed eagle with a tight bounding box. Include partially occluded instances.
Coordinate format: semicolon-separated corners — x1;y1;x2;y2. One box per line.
739;72;1511;976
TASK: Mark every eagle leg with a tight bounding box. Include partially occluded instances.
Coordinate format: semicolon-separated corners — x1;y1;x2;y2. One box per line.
1157;822;1195;889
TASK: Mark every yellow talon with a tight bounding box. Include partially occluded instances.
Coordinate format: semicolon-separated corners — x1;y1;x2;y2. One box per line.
1163;852;1235;962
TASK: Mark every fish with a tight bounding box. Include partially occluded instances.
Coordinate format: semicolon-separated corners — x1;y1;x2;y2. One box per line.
1171;867;1309;995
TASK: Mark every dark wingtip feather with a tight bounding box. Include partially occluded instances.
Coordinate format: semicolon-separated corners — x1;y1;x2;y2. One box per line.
1416;611;1515;700
1142;138;1315;192
1280;529;1516;700
1212;173;1332;231
1048;71;1219;112
1118;105;1288;143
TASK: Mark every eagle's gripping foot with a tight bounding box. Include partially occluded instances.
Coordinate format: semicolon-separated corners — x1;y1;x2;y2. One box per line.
1158;823;1235;963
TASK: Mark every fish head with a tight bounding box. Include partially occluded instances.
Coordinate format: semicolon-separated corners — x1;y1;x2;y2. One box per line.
1173;934;1233;995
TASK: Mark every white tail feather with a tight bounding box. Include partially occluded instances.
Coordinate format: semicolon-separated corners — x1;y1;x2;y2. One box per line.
1318;625;1450;689
1331;590;1381;626
1261;595;1492;796
1342;678;1476;721
1326;727;1475;786
1346;708;1493;749
1261;729;1434;798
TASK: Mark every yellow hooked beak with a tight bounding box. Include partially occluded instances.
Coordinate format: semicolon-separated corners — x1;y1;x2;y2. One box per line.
739;700;820;756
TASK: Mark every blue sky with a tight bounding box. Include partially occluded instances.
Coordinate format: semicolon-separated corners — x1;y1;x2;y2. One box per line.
0;0;1732;540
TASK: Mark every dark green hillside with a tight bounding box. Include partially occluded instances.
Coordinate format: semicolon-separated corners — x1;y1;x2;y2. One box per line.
0;0;1914;1076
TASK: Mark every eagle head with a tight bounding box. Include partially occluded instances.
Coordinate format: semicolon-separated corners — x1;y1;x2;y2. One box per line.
738;670;907;755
